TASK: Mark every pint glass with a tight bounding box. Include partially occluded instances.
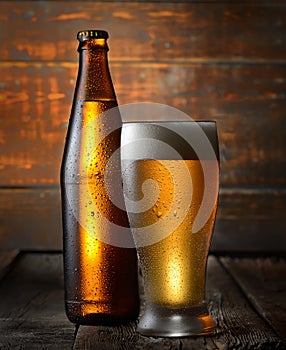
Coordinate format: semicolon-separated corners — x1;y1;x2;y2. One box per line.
121;121;219;337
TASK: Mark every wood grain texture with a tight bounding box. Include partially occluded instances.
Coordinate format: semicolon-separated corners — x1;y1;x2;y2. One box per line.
0;62;285;187
213;189;286;253
0;188;62;250
0;1;285;187
221;257;286;343
0;253;76;349
0;0;286;251
0;253;285;349
1;188;285;252
0;250;19;280
73;256;285;349
1;1;286;62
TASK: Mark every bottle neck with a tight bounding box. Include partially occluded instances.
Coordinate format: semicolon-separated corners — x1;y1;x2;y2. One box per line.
75;39;116;102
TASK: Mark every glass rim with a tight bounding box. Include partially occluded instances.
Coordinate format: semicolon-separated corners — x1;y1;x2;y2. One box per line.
122;120;217;125
121;119;219;161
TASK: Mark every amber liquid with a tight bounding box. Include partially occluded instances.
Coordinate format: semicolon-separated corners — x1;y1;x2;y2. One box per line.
123;159;219;307
61;100;139;324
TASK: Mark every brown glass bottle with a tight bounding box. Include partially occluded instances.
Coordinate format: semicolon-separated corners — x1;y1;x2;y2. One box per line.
60;30;140;324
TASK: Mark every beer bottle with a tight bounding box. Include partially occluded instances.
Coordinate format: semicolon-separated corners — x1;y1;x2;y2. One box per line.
60;30;140;324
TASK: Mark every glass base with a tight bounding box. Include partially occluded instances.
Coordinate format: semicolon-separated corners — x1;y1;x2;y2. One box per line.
137;303;216;337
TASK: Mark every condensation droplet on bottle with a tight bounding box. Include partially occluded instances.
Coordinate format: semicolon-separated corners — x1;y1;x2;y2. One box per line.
156;211;162;218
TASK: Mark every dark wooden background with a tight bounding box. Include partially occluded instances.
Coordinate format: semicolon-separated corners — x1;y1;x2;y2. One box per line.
0;0;286;252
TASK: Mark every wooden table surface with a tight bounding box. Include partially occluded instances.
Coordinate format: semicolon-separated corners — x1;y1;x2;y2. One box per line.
0;251;285;350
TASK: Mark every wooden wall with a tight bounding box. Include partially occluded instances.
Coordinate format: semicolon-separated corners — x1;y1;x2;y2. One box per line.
0;1;286;252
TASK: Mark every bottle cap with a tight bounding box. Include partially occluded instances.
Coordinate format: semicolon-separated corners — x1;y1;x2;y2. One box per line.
77;30;109;42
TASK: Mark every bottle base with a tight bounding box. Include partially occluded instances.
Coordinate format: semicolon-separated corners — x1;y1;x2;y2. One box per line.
66;301;138;325
137;303;216;337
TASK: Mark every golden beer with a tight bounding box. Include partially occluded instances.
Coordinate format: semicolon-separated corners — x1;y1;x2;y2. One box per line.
124;159;219;307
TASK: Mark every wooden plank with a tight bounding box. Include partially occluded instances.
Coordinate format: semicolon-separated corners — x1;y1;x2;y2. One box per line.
0;253;284;348
0;2;286;62
0;250;19;280
0;188;285;253
0;62;285;187
5;0;285;2
73;256;284;349
74;323;181;350
6;0;282;2
0;253;76;349
212;189;286;254
0;188;62;250
221;257;286;343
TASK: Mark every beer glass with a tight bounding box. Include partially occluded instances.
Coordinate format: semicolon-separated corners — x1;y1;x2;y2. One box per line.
121;121;219;337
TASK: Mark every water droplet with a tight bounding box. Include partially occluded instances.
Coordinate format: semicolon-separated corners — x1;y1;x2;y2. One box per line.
157;211;162;218
174;210;177;217
90;211;94;216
